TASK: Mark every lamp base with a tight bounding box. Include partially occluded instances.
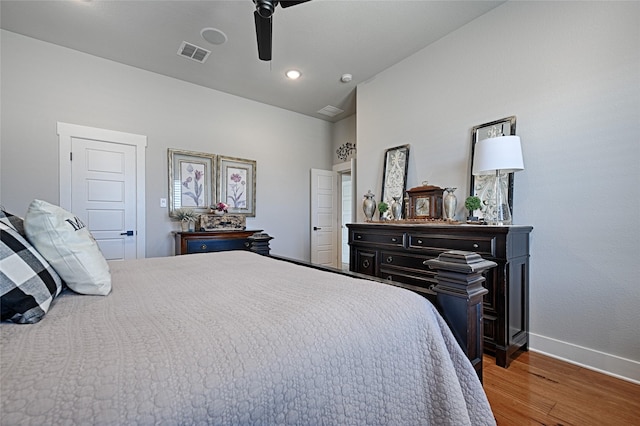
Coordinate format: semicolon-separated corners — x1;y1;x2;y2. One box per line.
489;170;512;226
492;203;512;226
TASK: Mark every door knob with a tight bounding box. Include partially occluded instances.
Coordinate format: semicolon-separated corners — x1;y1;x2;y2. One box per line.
313;227;322;231
120;230;134;236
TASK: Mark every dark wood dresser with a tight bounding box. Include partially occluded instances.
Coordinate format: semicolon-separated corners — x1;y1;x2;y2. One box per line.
347;222;532;368
174;230;272;256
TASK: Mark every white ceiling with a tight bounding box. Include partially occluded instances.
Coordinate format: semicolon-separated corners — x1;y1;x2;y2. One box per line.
0;0;504;122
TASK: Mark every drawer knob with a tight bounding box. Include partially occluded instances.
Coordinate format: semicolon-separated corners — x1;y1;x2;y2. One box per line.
391;237;397;242
387;276;393;281
386;256;393;264
356;235;362;239
200;244;207;250
244;242;250;247
417;239;423;244
473;243;479;248
362;259;370;268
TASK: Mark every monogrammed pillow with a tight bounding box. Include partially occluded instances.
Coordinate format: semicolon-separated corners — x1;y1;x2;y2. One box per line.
24;199;111;296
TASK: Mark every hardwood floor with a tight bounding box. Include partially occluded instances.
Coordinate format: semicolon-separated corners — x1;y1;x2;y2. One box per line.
483;352;640;425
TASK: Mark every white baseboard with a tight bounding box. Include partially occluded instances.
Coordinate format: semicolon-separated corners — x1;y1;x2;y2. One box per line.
529;333;640;385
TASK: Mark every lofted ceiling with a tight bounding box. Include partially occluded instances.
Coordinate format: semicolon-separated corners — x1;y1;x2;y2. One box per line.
0;0;504;122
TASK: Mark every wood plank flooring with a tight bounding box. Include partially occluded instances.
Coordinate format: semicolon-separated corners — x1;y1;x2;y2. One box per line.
483;352;640;425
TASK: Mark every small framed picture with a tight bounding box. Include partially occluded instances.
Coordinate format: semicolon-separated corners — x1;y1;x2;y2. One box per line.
218;156;256;217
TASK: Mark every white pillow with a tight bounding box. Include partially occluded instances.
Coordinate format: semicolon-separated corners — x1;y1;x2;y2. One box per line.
24;199;111;296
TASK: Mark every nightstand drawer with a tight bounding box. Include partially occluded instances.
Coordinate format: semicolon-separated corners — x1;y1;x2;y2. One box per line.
174;230;266;255
186;238;248;253
408;234;495;256
351;231;404;247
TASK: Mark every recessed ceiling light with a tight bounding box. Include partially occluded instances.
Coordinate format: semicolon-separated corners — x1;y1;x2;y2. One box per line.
201;27;228;45
286;70;301;80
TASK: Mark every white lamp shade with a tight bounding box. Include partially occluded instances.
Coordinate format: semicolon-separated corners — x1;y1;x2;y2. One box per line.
472;135;524;175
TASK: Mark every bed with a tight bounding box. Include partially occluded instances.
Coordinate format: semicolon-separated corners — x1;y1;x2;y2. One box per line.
1;248;496;425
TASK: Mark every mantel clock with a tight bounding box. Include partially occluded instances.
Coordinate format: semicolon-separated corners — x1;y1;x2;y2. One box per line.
407;185;444;219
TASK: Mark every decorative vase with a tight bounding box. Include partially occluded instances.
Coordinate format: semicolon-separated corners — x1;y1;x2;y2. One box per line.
443;187;458;220
391;196;402;220
181;221;190;232
188;220;196;232
362;190;376;222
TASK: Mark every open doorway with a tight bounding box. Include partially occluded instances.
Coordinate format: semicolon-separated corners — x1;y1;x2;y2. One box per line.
339;173;352;270
334;160;355;271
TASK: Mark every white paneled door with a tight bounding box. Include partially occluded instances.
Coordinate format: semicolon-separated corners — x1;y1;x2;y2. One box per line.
72;139;136;260
310;169;337;267
58;123;147;260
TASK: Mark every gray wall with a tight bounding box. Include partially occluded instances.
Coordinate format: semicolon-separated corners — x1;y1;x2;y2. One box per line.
332;114;356;165
356;1;640;381
0;30;333;260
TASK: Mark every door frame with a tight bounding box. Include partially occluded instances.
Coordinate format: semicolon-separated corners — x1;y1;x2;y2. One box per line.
57;122;147;258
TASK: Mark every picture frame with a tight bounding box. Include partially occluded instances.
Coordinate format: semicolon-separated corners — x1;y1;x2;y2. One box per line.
218;156;256;217
469;116;517;219
380;144;410;218
168;149;216;218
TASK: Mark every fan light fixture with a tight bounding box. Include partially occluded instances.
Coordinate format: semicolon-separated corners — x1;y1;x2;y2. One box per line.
253;0;311;61
286;70;301;80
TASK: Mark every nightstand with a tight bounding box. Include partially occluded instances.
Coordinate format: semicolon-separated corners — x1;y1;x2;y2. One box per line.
174;230;271;256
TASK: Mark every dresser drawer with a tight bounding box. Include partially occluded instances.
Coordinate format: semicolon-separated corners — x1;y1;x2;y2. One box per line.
351;231;404;247
380;251;434;274
353;250;377;276
379;267;437;294
408;233;495;256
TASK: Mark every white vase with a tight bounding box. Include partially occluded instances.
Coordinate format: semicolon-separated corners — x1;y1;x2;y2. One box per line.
181;221;189;232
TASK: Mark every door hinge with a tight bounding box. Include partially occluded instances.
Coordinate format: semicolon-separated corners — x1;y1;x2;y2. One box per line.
70;152;72;161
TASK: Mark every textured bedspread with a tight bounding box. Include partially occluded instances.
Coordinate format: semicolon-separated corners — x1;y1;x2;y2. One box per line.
1;251;495;425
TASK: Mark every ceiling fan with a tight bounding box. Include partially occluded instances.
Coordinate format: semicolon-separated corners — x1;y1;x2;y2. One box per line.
253;0;311;61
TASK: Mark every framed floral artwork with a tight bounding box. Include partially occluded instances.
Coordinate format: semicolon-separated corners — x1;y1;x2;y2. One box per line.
218;156;256;217
168;149;216;218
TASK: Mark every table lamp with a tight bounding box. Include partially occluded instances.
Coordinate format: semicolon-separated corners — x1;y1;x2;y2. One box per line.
472;135;524;225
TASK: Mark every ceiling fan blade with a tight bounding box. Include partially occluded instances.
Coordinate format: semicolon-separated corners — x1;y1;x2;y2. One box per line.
254;10;272;61
279;0;311;8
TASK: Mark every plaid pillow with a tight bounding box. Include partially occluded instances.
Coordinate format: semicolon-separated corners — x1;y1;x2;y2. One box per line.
0;209;25;235
1;222;63;324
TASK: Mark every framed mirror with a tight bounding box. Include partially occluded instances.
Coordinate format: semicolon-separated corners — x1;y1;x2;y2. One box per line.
381;144;410;218
469;116;517;220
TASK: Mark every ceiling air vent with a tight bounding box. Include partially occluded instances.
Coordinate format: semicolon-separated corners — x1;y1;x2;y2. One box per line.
177;41;210;63
317;105;344;118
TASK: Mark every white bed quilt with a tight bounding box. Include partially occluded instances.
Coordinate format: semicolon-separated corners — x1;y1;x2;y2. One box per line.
1;251;495;425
